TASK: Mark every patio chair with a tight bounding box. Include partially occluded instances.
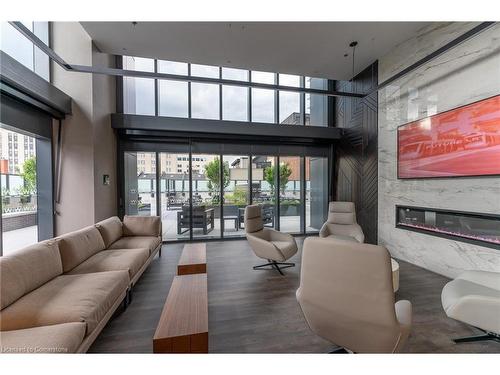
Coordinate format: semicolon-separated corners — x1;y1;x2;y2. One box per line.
239;204;275;229
177;205;215;235
222;205;240;230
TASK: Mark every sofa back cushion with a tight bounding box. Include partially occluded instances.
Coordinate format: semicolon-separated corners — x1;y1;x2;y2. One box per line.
0;240;62;310
95;216;123;248
122;216;161;237
57;226;106;273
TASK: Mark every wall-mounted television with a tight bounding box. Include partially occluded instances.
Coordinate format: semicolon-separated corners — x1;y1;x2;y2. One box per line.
397;94;500;179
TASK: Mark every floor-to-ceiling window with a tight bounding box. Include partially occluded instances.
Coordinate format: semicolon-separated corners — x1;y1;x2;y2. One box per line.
0;22;50;81
119;56;331;242
120;144;329;242
223;155;250;237
121;57;330;128
251;156;277;229
191;153;221;239
159;152;191;241
278;156;302;233
123;151;157;216
1;22;56;256
0;127;38;254
306;156;329;232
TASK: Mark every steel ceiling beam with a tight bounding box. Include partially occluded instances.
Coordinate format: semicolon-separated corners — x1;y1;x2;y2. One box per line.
9;21;364;99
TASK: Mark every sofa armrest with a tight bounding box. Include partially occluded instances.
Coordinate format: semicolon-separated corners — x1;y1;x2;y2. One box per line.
319;222;330;238
123;215;161;237
350;224;365;243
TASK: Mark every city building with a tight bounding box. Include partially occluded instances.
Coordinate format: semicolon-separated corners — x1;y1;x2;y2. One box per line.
0;128;35;174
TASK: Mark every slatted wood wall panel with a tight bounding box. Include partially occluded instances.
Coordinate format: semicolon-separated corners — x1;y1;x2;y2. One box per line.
334;62;378;244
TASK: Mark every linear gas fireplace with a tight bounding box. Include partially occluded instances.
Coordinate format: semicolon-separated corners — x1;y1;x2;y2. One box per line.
396;205;500;249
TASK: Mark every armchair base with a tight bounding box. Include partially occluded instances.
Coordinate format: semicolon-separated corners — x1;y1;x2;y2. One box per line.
253;260;295;276
453;329;500;344
329;346;349;354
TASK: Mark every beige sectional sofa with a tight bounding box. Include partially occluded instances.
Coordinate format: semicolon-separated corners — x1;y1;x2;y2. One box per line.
0;215;162;353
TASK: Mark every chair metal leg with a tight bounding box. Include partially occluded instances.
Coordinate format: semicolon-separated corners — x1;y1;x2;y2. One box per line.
253;260;295;275
329;346;349;353
453;331;500;344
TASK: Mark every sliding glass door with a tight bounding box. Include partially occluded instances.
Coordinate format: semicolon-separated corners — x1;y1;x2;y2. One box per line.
192;153;221;240
223;155;249;237
306;156;329;232
121;144;329;242
1;127;38;255
279;156;302;233
1;116;53;256
158;152;190;241
123;151;157;216
251;156;277;229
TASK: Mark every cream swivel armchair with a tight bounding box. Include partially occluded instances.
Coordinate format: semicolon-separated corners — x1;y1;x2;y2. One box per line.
441;270;500;343
244;204;298;275
296;237;412;353
319;201;364;243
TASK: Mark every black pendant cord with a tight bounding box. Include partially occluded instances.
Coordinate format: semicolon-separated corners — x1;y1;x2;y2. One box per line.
352;45;356;79
349;41;358;82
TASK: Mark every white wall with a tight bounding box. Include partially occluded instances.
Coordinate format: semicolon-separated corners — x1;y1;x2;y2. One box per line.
378;22;500;278
92;43;117;222
51;22;117;235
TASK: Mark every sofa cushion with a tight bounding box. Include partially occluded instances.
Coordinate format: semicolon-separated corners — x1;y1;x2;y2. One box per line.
0;270;129;332
0;241;62;310
108;236;161;255
122;215;161;237
57;226;106;273
67;248;149;280
95;217;123;248
0;322;86;354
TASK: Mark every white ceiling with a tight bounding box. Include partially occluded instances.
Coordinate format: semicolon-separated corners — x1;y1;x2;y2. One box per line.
81;22;430;81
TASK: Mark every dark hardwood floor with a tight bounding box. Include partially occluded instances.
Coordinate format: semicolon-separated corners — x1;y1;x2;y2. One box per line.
89;238;499;353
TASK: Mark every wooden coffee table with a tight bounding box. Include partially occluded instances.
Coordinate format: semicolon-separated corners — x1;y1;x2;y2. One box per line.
153;273;208;353
177;243;207;275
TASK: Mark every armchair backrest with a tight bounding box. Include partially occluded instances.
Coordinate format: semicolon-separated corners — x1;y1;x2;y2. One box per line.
244;204;263;233
297;237;401;353
327;201;357;225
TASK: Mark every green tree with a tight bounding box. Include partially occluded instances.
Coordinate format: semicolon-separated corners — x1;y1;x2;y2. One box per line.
21;157;37;195
204;159;230;204
264;162;292;196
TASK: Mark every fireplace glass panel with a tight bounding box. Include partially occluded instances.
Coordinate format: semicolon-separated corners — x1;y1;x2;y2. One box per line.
396;206;500;248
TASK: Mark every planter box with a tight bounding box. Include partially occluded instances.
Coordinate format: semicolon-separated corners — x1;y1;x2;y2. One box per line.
2;211;37;232
280;204;300;216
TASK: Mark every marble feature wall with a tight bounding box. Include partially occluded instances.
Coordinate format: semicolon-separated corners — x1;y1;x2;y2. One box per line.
378;22;500;278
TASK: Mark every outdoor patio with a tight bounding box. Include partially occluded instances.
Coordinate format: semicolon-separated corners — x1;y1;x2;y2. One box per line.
2;224;37;256
160;203;320;240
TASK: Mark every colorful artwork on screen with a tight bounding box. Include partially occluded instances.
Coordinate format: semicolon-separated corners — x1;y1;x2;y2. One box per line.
398;95;500;178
